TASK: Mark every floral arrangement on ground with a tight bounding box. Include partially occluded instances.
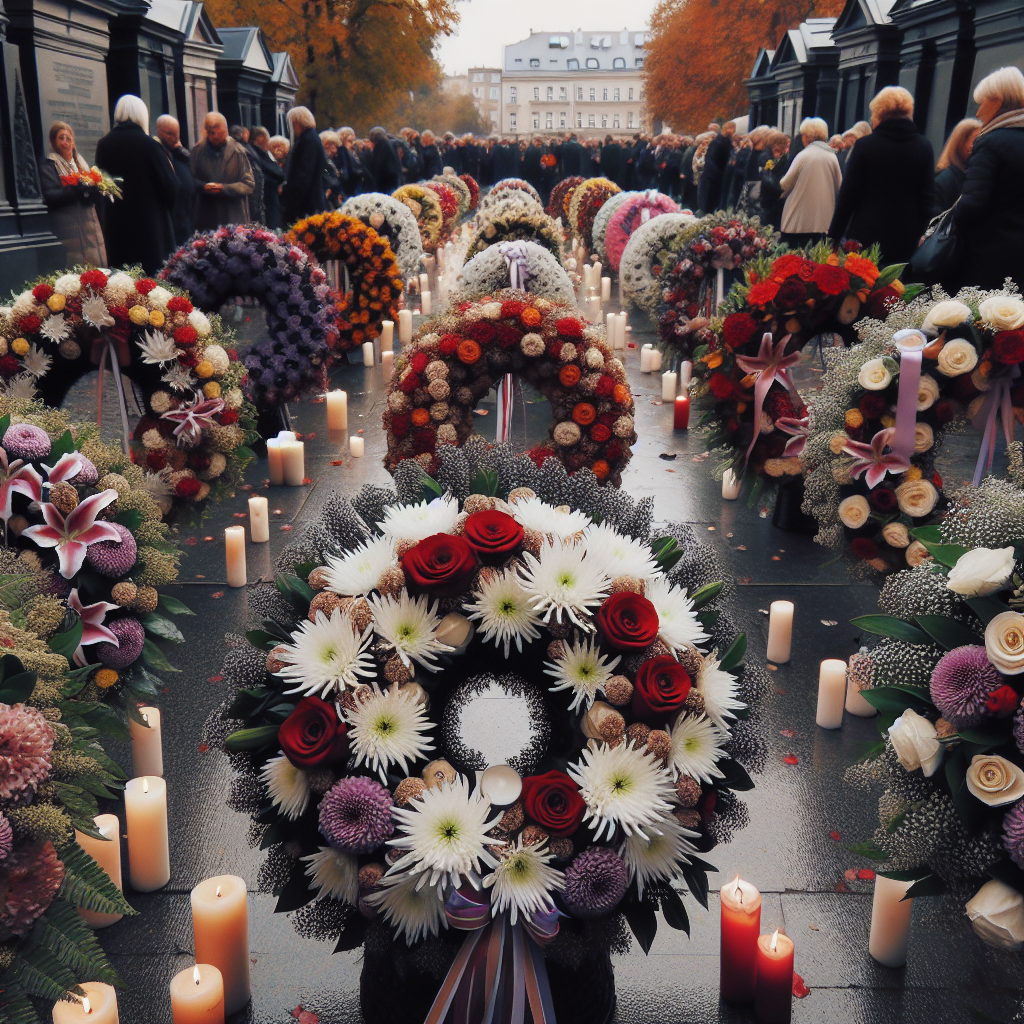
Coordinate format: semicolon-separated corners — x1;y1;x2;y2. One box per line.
546;177;584;225
424;181;461;235
593;190;636;266
392;185;445;254
483;179;542;211
619;213;700;315
381;291;637;486
453;242;576;306
568;179;622;251
340;193;424;280
466;206;564;266
604;191;680;273
431;174;472;220
459;174;479;212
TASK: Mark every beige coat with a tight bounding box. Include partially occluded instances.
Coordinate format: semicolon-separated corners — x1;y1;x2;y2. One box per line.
779;140;842;234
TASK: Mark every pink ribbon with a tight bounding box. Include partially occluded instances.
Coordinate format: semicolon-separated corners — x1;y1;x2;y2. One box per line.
972;366;1019;486
891;329;926;460
734;332;802;468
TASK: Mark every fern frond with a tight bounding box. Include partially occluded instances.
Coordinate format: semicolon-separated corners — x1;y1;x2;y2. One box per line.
0;982;42;1024
10;944;79;1002
27;900;123;987
56;844;136;917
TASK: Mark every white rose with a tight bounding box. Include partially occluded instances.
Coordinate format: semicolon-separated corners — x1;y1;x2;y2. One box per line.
858;358;892;391
838;494;870;529
916;374;939;411
947;546;1016;597
966;754;1024;807
979;294;1024;331
905;540;933;567
202;344;230;375
935;337;978;376
895;479;938;518
53;274;82;297
881;522;911;548
922;299;972;334
480;302;502;320
966;880;1024;951
913;422;934;453
985;611;1024;675
888;708;943;777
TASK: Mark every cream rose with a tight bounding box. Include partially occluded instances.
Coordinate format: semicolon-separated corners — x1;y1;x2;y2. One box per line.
881;522;911;548
966;880;1024;951
905;540;933;567
888;708;943;777
947;546;1016;597
913;422;934;453
935;337;978;377
858;358;892;391
895;479;938;518
966;754;1024;807
916;374;940;411
985;611;1024;675
922;299;972;334
979;294;1024;331
838;494;870;529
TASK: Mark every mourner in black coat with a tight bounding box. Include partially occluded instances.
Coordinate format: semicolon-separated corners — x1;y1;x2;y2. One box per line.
368;129;402;193
697;127;734;213
599;138;622;187
420;137;443;177
281;122;327;224
251;129;285;228
155;115;195;246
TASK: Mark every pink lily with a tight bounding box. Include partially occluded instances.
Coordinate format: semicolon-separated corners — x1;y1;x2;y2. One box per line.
68;588;119;666
21;489;122;578
776;415;810;457
42;452;85;484
734;333;802;466
0;447;42;522
842;428;912;489
160;394;225;445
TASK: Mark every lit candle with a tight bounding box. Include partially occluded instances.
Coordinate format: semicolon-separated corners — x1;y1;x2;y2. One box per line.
248;496;269;543
382;350;394;381
754;929;795;1024
722;468;742;500
52;982;119;1024
170;964;224;1024
869;875;914;966
766;600;794;664
421;290;432;315
650;348;662;372
380;320;394;353
129;706;162;777
125;775;169;891
600;276;611;302
326;389;348;431
720;876;761;1003
224;526;246;588
74;815;122;928
815;659;847;729
680;359;693;386
398;309;413;343
265;438;283;486
191;875;251;1015
281;440;305;487
661;371;677;401
640;346;654;372
362;341;375;367
673;394;690;429
349;436;365;458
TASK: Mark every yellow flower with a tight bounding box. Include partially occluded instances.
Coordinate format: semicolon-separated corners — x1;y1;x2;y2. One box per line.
128;305;149;325
203;381;221;399
46;293;66;312
904;466;923;482
195;359;214;379
94;668;119;689
704;351;723;369
149;309;165;328
11;337;29;356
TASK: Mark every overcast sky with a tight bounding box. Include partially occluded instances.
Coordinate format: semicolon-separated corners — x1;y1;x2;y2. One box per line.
434;0;660;75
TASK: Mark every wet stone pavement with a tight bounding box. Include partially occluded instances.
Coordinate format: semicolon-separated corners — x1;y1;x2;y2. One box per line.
66;302;1024;1023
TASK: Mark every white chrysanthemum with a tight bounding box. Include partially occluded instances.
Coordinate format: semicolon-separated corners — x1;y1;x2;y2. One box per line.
188;309;212;336
162;363;196;391
22;344;51;379
378;495;460;541
583;522;660;580
620;812;699;898
324;536;396;597
544;635;621;711
388;776;503;890
53;274;81;297
568;741;677;841
645;575;708;652
302;846;358;904
669;714;727;784
138;329;178;364
484;839;564;925
464;567;543;657
39;313;70;343
3;374;37;401
518;540;610;629
368;591;453;672
511;497;590;540
261;752;310;820
147;285;172;310
104;271;136;301
346;685;435;782
202;343;230;375
81;295;113;328
368;871;447;945
695;652;745;732
143;469;174;497
276;608;377;697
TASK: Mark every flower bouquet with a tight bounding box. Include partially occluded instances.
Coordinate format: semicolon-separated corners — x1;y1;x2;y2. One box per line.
424;180;461;235
341;193;424;279
431;174;471;220
459;174;480;211
568;179;621;251
61;165;123;201
593;190;636;264
483;178;542;211
546;176;584;224
604;191;680;273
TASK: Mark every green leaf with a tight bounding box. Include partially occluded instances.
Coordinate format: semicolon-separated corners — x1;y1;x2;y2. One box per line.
624;897;658;955
988;858;1024;895
861;686;932;715
275;572;314;613
9;945;78;1002
717;757;754;791
158;594;195;616
909;525;942;544
48;430;76;462
413;465;443;503
140;612;184;642
945;747;983;831
844;841;890;860
233;445;256;466
874;262;907;289
0;655;36;704
28;900;123;987
690;581;724;610
681;862;709;910
294;561;317;582
141;639;180;672
849;614;931;645
0;413;10;440
719;633;747;672
696;609;720;631
114;508;142;533
966;596;1009;626
957;725;1012;751
659;887;690;934
333;915;369;953
57;843;136;916
275;864;317;913
902;874;946;900
650;536;683;573
47;618;84;666
915;540;967;568
913;615;983;650
469;467;499;497
246;629;282;652
224;724;279;752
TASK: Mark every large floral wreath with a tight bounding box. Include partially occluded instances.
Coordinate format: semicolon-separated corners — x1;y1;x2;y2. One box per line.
466;206;564;265
382;292;636;485
211;457;758;1023
425;180;461;235
484;178;542;210
161;225;338;412
604;191;680;273
392;184;445;254
432;174;471;220
341;192;424;280
619;213;700;314
546;177;584;224
455;242;576;306
459;174;480;211
568;179;622;251
592;190;636;266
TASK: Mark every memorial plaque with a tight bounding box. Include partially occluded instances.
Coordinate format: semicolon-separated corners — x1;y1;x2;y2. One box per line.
35;50;109;163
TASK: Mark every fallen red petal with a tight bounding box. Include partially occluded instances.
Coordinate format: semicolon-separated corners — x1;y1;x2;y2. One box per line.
281;524;293;531
233;512;248;518
779;728;796;738
792;972;810;998
208;675;223;682
783;754;799;765
198;742;209;753
211;591;225;598
203;535;215;542
830;831;841;841
302;477;313;484
330;460;344;466
857;869;876;881
844;868;857;881
183;537;197;546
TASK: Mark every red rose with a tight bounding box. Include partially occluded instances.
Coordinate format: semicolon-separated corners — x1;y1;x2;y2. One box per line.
174;325;198;347
934;399;957;424
401;533;478;597
811;264;850;296
858;393;888;419
411;351;430;374
632;655;692;723
595;375;614;398
278;696;349;768
708;373;734;401
775;279;808;310
79;269;108;290
32;284;54;302
494;323;520;348
556;318;583;337
767;254;805;281
765;390;796;420
993;331;1024;365
851;537;879;560
866;286;900;320
521;770;585;836
219;409;239;425
747;279;780;306
868;486;897;512
501;300;526;319
135;278;157;295
986;684;1020;717
462;510;524;563
439;333;460;356
722;312;758;349
465;321;496;345
167;296;192;313
596;591;659;650
399;372;421;394
590;423;611;443
174;477;201;499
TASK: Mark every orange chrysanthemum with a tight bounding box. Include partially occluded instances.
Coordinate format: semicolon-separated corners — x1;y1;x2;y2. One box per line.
572;402;596;425
411;408;431;426
519;307;542;328
612;384;630;405
457;339;482;364
559;365;582;387
591;460;610;480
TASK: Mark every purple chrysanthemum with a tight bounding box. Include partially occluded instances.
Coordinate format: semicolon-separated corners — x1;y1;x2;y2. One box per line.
1015;703;1024;756
318;776;394;853
561;846;629;919
86;522;137;578
0;814;11;860
1004;800;1024;869
930;645;1003;728
0;703;53;804
96;616;145;668
3;424;50;462
73;455;99;486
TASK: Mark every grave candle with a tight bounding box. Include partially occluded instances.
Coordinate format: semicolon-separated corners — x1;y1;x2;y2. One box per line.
51;982;119;1024
815;659;847;729
640;345;654;372
74;815;122;928
380;320;394;353
325;390;348;431
720;876;761;1002
248;496;269;543
421;290;432;315
398;309;413;343
265;438;283;486
766;600;794;664
170;964;224;1024
382;350;394;381
129;706;162;777
350;436;365;458
606;312;616;347
277;431;296;442
616;312;627;350
869;875;914;967
224;526;246;588
362;341;375;367
754;930;794;1024
419;272;429;294
600;276;611;302
673;394;690;429
281;440;305;487
191;875;251;1015
680;359;693;386
125;776;169;891
650;348;663;372
661;371;677;401
722;468;742;500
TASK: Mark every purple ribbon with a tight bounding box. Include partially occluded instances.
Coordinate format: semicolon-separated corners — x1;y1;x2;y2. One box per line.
972;366;1020;485
497;242;532;292
891;329;927;460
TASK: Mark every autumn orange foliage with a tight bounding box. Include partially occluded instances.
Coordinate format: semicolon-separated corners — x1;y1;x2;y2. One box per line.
645;0;846;130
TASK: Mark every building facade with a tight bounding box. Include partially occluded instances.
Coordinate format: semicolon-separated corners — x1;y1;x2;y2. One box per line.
468;66;501;130
502;30;648;139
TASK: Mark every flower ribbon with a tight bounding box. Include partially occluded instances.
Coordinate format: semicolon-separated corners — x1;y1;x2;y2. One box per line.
161;394;225;445
972;365;1020;486
734;332;802;467
891;329;926;460
424;887;559;1024
841;427;911;488
775;415;810;457
497;242;532;293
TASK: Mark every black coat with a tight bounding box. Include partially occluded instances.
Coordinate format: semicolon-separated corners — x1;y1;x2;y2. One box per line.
698;132;732;213
421;144;443;178
255;146;285;228
370;138;402;193
933;165;965;215
521;144;543;188
828;118;935;264
94;121;177;274
560;140;585;177
953;126;1024;290
164;144;195;246
281;127;327;225
600;144;622;186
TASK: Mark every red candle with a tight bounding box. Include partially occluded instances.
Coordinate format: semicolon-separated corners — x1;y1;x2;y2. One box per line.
720;876;761;1003
674;394;690;429
755;929;794;1024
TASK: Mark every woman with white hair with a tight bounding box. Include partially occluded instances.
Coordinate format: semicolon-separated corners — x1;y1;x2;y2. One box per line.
94;94;178;273
951;66;1024;288
828;86;934;262
280;105;327;224
778;117;842;247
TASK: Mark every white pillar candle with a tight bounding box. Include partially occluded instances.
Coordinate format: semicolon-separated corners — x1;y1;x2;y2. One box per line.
582;264;592;291
129;706;163;777
362;341;375;367
281;440;305;487
191;875;251;1015
662;371;678;401
398;309;413;343
650;348;663;372
248;496;269;543
615;312;627;350
606;312;616;345
277;430;296;442
380;320;394;353
593;260;602;284
419;272;429;294
587;296;600;322
846;660;878;717
422;254;435;276
640;345;654;373
125;775;169;892
766;600;794;664
52;982;119;1024
75;815;123;928
421;290;432;315
224;526;246;588
170;964;224;1024
382;350;394;381
680;359;693;386
350;436;365;458
869;875;914;967
600;276;611;302
325;389;348;431
265;438;283;486
722;468;742;500
815;659;847;729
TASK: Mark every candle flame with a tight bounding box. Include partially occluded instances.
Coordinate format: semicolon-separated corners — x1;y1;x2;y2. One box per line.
82;996;91;1014
771;929;779;953
194;965;201;985
216;885;221;898
143;778;149;794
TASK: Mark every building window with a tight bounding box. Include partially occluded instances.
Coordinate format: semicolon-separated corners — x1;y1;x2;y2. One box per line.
614;88;620;101
533;87;539;100
635;57;644;68
489;87;499;99
627;111;634;128
510;113;517;129
576;86;583;100
576;112;582;127
472;72;484;82
546;86;553;100
601;115;608;128
567;58;579;70
559;112;566;128
640;88;645;101
472;87;482;98
491;73;500;82
509;86;517;102
613;57;625;69
529;58;540;67
613;115;620;128
588;114;595;127
533;114;539;129
585;57;599;69
546;112;553;129
589;87;595;101
559;86;567;100
628;87;634;101
602;88;608;100
490;110;498;123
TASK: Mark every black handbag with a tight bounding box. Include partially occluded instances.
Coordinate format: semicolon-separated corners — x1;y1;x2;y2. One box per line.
905;201;961;285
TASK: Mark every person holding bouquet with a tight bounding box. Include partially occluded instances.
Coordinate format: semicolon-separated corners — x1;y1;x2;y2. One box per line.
40;120;106;267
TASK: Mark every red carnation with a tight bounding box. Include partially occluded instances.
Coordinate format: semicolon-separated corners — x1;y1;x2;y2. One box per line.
501;300;526;319
858;393;888;419
167;296;192;313
595;375;614;398
605;441;623;460
399;372;421;394
412;426;436;451
465;321;496;345
177;350;198;368
590;423;611;442
390;414;411;438
174;477;201;499
32;283;54;302
0;356;19;379
747;279;780;306
934;399;957;425
775;279;808;310
188;452;211;470
18;315;42;334
145;451;167;471
438;334;460;356
219;409;239;425
866;286;901;320
494;323;520;348
851;537;879;560
411;351;430;374
992;331;1024;365
767;254;805;281
135;278;157;295
812;264;850;296
722;312;758;349
986;684;1020;717
79;269;108;290
708;373;734;400
547;339;564;359
174;325;198;347
556;317;583;337
765;390;796;420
